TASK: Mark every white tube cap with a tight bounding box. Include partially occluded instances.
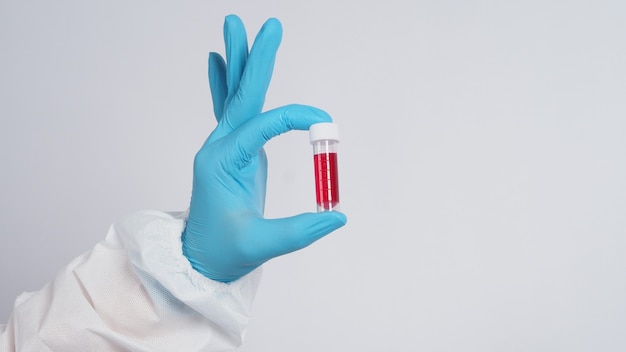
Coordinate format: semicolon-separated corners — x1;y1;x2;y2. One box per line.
309;122;340;143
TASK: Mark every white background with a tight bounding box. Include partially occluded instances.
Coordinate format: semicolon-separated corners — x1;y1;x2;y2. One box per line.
2;0;625;350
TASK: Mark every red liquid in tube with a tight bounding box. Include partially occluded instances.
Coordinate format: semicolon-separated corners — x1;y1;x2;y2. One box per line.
314;152;340;211
309;122;340;212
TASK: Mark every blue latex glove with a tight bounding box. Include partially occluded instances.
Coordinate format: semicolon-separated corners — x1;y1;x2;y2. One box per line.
182;15;347;283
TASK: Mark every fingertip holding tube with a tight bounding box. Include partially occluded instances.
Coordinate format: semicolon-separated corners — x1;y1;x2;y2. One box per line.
304;211;348;242
324;211;347;227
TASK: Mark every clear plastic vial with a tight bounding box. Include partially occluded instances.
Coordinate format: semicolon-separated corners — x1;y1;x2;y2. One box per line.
309;122;340;212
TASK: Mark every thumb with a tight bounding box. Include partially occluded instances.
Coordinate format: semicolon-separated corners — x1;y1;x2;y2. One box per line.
249;212;347;262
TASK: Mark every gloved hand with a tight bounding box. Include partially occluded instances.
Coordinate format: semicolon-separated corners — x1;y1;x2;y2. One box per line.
182;15;347;283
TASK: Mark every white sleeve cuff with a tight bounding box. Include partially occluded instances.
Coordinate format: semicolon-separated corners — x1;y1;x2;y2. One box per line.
113;210;262;341
2;210;262;351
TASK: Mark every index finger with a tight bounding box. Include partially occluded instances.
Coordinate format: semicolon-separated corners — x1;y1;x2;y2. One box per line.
228;104;332;168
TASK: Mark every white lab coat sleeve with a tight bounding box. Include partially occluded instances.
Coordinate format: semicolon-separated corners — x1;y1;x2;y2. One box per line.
0;210;262;352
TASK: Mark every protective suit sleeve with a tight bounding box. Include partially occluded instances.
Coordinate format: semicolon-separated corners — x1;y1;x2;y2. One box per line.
0;210;262;352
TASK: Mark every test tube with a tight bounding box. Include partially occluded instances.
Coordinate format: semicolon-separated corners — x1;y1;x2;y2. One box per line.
309;122;340;212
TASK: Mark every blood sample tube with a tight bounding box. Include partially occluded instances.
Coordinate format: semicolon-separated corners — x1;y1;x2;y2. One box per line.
309;122;340;212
